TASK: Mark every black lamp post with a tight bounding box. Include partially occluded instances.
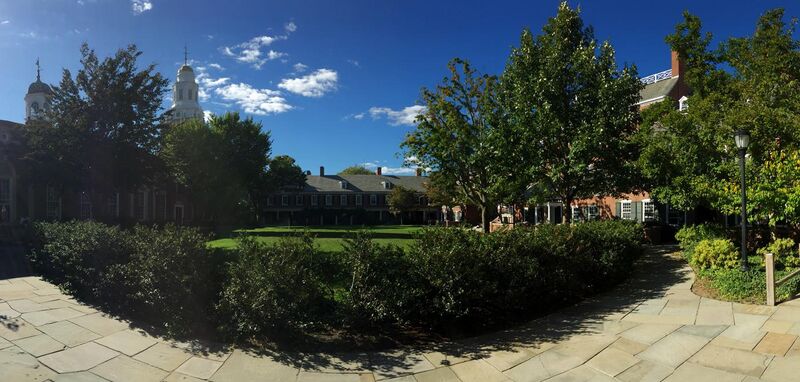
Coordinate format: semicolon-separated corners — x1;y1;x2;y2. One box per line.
734;129;750;271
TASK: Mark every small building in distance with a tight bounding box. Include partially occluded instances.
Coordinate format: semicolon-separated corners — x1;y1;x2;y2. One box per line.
262;166;440;226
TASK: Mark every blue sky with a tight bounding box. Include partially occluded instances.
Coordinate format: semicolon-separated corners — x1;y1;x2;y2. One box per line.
1;0;799;175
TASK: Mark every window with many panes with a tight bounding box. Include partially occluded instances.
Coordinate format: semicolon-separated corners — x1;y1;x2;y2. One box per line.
107;192;119;218
295;195;303;206
642;199;656;222
587;204;599;220
355;194;362;206
80;192;92;220
281;195;288;206
370;194;377;206
311;195;318;206
46;186;61;220
340;194;348;206
325;194;333;206
571;206;582;222
621;200;632;220
134;191;146;221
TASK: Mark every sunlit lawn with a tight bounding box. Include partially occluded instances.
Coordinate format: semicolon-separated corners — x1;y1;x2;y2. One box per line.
207;225;423;251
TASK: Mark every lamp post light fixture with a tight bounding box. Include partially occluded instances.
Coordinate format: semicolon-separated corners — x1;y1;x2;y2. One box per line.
734;129;750;271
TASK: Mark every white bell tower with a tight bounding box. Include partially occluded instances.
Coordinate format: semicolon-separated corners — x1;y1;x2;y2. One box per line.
24;59;52;121
167;46;204;123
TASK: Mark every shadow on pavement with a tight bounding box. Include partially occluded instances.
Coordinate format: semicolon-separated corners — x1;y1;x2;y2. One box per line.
244;245;690;376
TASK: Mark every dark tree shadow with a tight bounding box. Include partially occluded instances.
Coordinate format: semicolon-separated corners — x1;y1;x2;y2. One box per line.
218;245;690;377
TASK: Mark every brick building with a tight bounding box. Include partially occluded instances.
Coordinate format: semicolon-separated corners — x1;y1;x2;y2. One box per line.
0;60;200;227
262;167;440;226
522;50;693;227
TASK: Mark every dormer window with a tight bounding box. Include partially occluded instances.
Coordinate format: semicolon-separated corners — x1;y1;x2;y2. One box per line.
339;181;348;189
678;96;689;112
381;181;391;190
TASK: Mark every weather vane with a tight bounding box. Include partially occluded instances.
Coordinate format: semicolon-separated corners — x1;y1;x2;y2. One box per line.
36;58;41;81
184;45;188;65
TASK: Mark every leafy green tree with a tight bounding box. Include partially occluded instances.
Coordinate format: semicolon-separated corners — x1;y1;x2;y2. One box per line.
160;120;243;224
23;43;169;193
339;166;374;175
500;2;643;223
160;113;281;225
638;9;800;229
403;59;510;232
387;186;417;225
262;155;307;194
209;113;272;215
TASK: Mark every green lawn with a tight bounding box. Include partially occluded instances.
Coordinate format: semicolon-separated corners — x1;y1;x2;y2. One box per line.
207;225;423;251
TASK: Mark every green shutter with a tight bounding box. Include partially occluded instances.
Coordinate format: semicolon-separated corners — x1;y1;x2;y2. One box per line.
615;201;621;218
633;202;642;223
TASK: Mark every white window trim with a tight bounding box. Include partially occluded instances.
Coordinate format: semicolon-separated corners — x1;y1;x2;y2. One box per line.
679;96;689;112
355;194;362;206
295;194;303;206
281;195;289;206
621;200;633;220
642;199;656;222
340;194;348;206
587;204;599;220
571;205;581;222
370;194;377;206
311;195;318;206
325;194;333;206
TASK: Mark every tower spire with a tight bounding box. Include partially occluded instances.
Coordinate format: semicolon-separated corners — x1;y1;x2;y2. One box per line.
184;45;188;65
36;58;40;81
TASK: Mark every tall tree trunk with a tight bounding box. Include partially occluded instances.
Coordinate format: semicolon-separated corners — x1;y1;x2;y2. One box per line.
481;206;490;233
562;197;572;225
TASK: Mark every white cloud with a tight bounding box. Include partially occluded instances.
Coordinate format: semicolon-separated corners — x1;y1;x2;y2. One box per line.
1;20;9;25
369;105;426;126
131;0;153;15
200;77;230;87
208;63;224;71
347;59;360;67
359;161;418;175
215;83;292;115
353;112;365;120
221;33;289;69
278;68;338;97
292;63;308;73
285;22;297;33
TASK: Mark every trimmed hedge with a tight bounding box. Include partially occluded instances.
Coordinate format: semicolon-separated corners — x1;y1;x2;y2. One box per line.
29;222;220;336
29;220;644;341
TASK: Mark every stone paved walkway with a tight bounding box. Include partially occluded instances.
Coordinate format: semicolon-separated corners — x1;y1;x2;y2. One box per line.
2;246;800;381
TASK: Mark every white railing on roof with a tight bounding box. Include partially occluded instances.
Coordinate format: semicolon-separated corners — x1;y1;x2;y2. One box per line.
640;69;672;85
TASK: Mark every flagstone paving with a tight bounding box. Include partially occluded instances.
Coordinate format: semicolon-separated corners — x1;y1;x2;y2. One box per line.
2;246;800;381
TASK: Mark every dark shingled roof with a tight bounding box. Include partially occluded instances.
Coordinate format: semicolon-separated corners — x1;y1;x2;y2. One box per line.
638;77;679;104
303;175;428;193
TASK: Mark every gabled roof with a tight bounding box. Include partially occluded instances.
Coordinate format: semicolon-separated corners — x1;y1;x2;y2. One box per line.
303;175;428;193
638;77;680;104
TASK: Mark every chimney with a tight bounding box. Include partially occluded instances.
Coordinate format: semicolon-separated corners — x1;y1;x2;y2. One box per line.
319;166;325;176
671;50;685;78
376;167;382;176
416;168;423;177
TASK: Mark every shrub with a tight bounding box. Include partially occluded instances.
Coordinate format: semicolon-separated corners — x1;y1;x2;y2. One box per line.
703;268;765;302
216;235;330;339
675;224;726;261
104;225;218;335
690;239;739;270
342;231;418;325
28;221;129;298
757;238;799;268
